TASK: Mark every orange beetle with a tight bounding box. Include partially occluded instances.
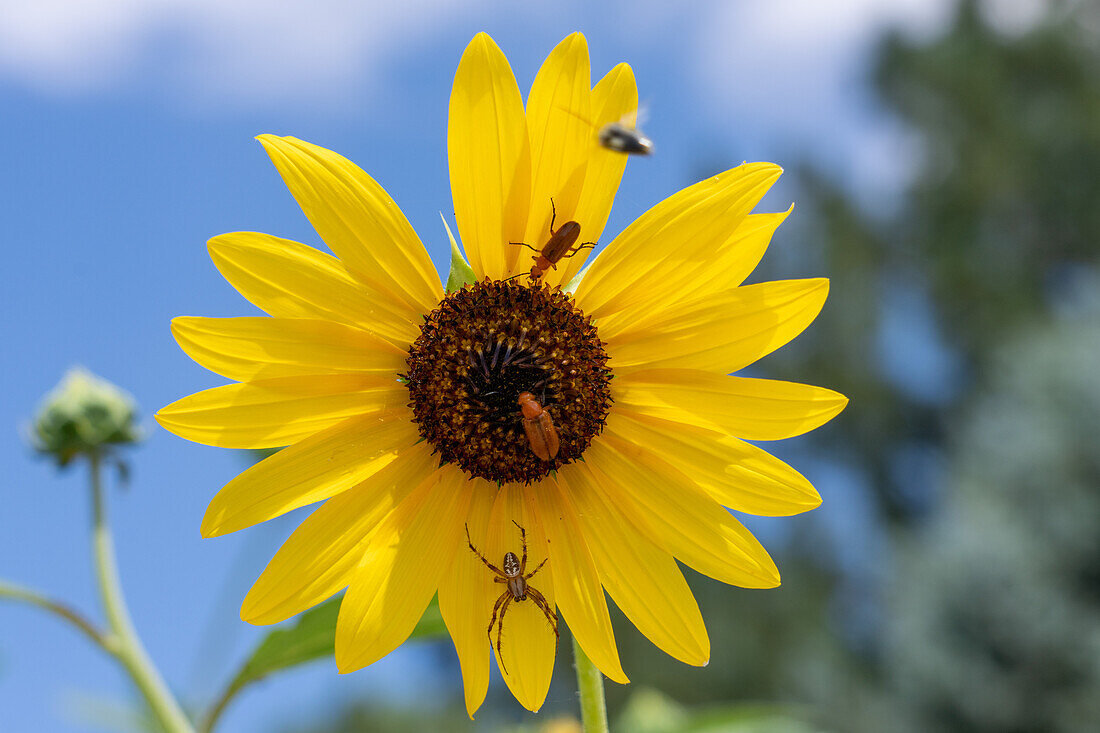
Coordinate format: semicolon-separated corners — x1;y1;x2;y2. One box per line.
511;201;595;283
517;392;559;461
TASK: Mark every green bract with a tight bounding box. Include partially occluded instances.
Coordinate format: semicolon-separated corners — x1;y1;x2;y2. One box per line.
31;368;142;465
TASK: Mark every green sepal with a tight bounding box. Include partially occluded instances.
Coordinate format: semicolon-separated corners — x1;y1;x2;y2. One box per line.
564;261;593;294
442;214;476;292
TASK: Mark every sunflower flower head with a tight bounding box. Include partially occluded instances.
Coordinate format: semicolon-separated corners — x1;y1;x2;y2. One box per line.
157;31;847;717
404;278;611;484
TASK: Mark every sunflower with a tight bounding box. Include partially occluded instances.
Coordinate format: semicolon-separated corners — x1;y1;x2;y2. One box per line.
157;32;847;716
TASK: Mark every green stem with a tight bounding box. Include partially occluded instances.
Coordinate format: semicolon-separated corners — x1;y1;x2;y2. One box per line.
0;579;108;649
573;634;609;733
90;453;195;733
199;678;245;733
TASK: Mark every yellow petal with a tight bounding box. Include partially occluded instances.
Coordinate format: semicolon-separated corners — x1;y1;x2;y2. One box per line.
200;409;418;537
585;437;780;588
241;444;439;625
257;135;441;314
515;33;591;277
156;374;405;449
207;232;419;349
336;470;472;671
528;478;628;683
171;316;405;382
615;369;848;440
606;410;822;516
448;33;531;280
485;483;557;712
604;279;829;373
564;466;709;665
552;63;639;288
597;208;791;331
438;477;499;718
692;208;791;298
573;163;783;320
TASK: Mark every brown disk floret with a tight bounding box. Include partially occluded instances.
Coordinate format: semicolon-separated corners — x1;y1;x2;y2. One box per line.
403;278;612;484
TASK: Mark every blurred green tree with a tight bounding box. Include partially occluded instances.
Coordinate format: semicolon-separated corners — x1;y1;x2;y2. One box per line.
873;275;1100;733
763;0;1100;523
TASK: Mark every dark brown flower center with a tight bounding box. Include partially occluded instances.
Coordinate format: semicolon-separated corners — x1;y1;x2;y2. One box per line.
403;279;612;484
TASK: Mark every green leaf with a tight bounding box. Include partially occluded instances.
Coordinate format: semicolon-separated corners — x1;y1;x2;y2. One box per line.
442;214;476;292
210;594;446;726
686;704;823;733
615;689;822;733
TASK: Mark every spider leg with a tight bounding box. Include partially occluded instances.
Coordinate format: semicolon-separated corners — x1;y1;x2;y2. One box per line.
486;591;509;670
495;595;514;673
525;587;559;640
465;524;506;578
512;520;528;574
487;590;508;641
524;556;548;580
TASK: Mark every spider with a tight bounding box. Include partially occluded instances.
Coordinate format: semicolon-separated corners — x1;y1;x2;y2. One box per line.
465;520;559;671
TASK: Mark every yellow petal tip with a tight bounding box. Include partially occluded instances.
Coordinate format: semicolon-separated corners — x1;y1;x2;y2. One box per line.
564;31;589;49
238;599;270;626
468;31;499;54
199;509;226;539
606;668;630;685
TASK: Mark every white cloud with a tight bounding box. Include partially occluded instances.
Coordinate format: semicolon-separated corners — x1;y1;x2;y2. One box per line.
0;0;154;91
692;0;957;199
0;0;476;102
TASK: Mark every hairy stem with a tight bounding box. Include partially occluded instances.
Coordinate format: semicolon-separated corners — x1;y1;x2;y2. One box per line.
573;635;609;733
90;453;194;733
0;579;108;649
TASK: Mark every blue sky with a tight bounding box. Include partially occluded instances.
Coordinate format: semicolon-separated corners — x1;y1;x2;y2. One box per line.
0;1;986;730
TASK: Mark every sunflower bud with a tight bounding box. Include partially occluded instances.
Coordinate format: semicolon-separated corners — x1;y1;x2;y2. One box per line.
30;368;142;466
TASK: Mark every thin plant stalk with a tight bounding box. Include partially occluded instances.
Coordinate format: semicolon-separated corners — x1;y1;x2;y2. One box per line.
0;580;107;649
572;634;609;733
89;452;195;733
